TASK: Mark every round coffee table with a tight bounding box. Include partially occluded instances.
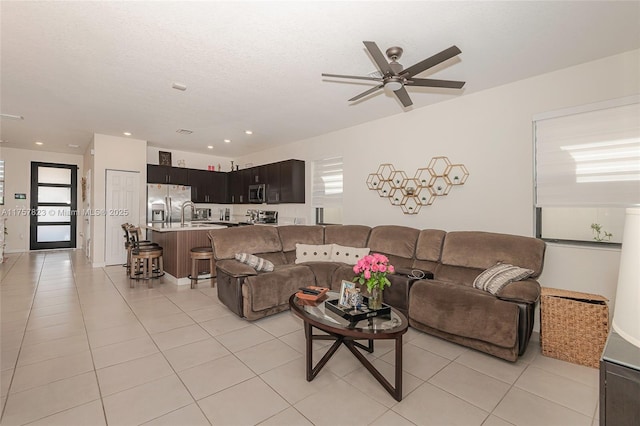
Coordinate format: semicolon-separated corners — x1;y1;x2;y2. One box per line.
289;291;408;401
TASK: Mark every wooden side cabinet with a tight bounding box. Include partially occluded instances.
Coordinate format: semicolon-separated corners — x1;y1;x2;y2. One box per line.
147;164;188;185
600;331;640;425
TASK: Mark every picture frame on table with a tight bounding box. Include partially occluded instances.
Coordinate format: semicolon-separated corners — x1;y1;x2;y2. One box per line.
338;280;355;307
159;151;172;166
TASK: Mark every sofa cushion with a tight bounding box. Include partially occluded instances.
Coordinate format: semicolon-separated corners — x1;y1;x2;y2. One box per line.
216;259;258;277
209;226;282;260
409;280;519;349
324;225;371;247
433;264;484;286
496;279;541;304
441;231;546;276
278;225;325;252
368;225;420;259
295;243;333;263
245;265;316;312
330;265;358;291
235;253;275;272
305;262;342;287
331;244;370;265
473;263;534;295
415;229;446;262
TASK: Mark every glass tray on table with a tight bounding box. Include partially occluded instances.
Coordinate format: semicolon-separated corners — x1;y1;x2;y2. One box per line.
325;297;391;323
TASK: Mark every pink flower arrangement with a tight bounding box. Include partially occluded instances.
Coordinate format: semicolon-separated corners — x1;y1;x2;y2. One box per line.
353;253;395;293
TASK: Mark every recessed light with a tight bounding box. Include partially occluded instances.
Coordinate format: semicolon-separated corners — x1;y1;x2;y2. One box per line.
0;113;24;120
245;130;253;135
207;145;213;149
123;132;132;136
176;129;193;135
68;144;79;148
35;141;43;145
224;139;231;143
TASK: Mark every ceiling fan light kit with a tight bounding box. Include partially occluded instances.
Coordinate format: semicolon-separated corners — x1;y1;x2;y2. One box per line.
322;41;465;108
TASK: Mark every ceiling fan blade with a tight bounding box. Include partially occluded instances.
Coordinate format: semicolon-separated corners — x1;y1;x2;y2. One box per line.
363;41;393;76
393;86;413;107
406;78;466;89
401;45;462;78
348;84;384;102
322;73;381;81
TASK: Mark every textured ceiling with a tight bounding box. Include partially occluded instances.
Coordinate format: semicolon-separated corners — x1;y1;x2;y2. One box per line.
1;1;639;158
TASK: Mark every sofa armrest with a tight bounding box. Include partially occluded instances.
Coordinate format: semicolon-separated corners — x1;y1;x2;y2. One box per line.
216;259;258;278
496;279;540;304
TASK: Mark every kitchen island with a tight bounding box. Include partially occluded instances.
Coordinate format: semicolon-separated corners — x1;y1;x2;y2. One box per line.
143;222;227;285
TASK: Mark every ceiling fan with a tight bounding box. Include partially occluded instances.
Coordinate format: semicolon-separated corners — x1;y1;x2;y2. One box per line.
322;41;465;108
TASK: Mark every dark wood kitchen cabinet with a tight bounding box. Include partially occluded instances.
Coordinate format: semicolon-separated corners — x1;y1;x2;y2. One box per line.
147;164;188;185
265;163;281;204
228;169;250;204
187;169;227;203
266;159;305;203
210;172;228;203
249;165;267;185
148;159;303;204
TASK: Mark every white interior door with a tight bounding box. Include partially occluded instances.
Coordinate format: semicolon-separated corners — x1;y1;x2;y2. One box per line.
84;169;92;259
105;170;140;266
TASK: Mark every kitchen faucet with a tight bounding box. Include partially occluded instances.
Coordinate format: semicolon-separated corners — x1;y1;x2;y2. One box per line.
181;201;195;226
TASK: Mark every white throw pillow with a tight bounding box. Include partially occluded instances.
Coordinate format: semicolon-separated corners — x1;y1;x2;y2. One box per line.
295;244;333;264
473;263;534;295
330;244;370;265
235;253;275;272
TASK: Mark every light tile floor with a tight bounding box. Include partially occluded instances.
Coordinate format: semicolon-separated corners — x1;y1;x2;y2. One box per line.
0;250;600;426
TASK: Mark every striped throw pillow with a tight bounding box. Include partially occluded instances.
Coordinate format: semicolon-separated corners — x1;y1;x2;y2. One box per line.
235;253;275;272
473;263;534;295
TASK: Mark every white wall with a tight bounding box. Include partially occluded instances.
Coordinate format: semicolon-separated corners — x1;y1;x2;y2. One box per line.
235;49;640;324
89;134;147;267
147;146;231;172
0;147;84;253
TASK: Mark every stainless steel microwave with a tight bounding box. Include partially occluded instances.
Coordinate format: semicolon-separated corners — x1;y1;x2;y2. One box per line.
248;184;265;203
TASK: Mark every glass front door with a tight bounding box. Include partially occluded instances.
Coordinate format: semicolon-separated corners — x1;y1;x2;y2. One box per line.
30;162;77;250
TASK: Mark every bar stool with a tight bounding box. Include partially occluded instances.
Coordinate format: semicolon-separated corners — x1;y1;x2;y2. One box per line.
123;224;159;276
128;226;164;287
189;247;215;289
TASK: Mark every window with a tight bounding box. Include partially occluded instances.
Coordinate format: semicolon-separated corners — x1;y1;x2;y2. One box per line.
0;160;4;205
312;157;343;224
534;96;640;244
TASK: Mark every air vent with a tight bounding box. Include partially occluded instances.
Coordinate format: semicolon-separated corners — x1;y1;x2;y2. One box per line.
176;129;193;135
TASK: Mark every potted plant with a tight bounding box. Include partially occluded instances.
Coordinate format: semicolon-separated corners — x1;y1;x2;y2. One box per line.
591;223;613;242
352;253;395;310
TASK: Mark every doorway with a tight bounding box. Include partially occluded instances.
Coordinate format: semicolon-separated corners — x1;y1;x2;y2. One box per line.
104;169;140;266
30;162;78;250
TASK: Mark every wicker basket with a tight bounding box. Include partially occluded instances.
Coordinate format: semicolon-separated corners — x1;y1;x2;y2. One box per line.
540;287;609;368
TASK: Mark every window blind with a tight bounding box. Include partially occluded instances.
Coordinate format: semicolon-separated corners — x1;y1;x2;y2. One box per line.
312;157;343;207
535;100;640;207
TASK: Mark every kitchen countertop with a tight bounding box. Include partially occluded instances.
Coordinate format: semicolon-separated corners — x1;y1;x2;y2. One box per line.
142;222;229;232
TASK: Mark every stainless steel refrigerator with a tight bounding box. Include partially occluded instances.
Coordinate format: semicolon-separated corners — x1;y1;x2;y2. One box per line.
147;184;192;223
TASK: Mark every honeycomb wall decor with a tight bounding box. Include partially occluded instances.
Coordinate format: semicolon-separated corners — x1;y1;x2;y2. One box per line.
366;156;468;214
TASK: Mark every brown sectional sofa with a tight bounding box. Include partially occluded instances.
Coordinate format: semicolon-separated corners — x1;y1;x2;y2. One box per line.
208;224;545;361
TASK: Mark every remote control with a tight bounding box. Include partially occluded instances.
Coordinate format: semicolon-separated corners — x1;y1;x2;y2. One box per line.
299;287;320;295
